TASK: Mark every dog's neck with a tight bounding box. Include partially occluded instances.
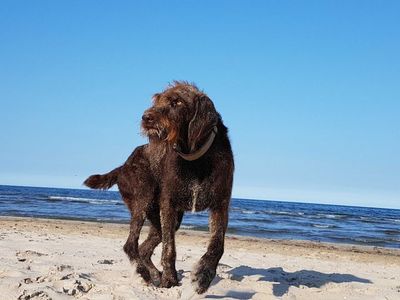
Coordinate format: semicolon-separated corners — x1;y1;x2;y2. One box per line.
172;126;218;161
146;125;218;162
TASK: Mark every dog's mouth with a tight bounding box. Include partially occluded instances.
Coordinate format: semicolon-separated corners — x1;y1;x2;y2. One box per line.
141;122;166;139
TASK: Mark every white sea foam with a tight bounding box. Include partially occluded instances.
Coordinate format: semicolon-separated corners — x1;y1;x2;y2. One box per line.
266;210;305;216
242;210;256;214
180;225;195;230
312;224;333;229
48;196;120;205
318;213;345;219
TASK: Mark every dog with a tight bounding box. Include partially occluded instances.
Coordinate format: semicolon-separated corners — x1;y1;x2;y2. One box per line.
84;81;234;294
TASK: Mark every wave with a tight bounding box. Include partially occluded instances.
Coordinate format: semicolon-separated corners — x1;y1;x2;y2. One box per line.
383;229;400;235
230;207;260;215
265;210;305;217
47;196;121;205
242;210;257;214
314;213;348;220
357;216;395;225
230;208;306;217
311;224;337;229
180;225;195;229
233;217;274;223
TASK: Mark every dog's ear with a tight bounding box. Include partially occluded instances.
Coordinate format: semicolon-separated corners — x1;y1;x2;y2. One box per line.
152;93;160;103
187;95;219;151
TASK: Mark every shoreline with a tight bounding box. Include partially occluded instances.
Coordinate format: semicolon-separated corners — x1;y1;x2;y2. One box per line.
1;216;400;299
2;215;400;255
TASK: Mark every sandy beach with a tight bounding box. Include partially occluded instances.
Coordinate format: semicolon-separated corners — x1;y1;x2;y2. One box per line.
0;217;399;300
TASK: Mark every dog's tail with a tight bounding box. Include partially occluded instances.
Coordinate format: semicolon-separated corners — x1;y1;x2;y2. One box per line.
83;166;122;190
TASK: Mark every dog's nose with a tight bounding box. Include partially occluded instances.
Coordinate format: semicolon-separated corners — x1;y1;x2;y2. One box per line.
142;113;154;123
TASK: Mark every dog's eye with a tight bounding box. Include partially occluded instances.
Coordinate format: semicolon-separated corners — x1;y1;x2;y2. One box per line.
170;100;182;108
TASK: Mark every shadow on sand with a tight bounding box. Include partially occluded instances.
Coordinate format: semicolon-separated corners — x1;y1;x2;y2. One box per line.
205;290;256;299
222;266;372;297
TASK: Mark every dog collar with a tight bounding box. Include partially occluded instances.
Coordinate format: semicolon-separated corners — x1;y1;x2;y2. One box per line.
173;126;218;161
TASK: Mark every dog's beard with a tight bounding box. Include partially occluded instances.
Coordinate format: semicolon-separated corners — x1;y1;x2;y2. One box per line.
142;125;167;140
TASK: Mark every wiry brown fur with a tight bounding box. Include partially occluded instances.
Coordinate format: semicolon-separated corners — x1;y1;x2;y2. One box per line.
84;81;234;294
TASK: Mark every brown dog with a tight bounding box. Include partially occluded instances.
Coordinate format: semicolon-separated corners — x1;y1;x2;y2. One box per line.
84;81;234;294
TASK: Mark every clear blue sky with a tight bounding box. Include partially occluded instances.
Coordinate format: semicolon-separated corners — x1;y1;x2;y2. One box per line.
1;1;399;209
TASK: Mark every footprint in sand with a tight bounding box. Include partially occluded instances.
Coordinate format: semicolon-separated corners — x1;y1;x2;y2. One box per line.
53;273;94;296
54;264;73;272
19;265;94;298
16;250;48;262
97;259;115;265
17;290;51;300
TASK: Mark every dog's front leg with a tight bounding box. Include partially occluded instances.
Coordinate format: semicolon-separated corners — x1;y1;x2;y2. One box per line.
191;203;228;294
160;195;179;288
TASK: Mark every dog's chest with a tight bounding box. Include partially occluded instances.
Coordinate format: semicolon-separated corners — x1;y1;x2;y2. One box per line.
174;160;216;212
189;181;203;212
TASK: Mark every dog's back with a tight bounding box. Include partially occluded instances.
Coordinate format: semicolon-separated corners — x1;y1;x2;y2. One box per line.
84;145;157;210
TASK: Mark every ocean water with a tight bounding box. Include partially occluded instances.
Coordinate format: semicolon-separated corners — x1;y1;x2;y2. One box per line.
0;185;399;249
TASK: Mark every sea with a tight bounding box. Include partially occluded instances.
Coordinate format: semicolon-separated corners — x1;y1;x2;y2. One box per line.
0;185;399;249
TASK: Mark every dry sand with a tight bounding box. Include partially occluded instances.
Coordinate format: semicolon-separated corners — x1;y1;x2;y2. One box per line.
0;216;399;300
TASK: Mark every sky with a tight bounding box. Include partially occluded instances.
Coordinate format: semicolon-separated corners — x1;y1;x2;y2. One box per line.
0;1;399;209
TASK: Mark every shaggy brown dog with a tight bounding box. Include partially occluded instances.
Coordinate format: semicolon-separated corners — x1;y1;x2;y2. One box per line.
84;81;234;294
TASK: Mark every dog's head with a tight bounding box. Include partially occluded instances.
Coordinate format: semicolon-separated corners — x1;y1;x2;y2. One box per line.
141;81;219;152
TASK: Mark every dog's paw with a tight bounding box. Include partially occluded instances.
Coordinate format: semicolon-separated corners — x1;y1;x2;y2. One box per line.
136;264;152;283
191;261;216;294
160;271;178;288
149;269;162;287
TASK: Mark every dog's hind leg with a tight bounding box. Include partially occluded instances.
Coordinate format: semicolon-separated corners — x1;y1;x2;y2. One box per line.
138;210;162;286
123;208;151;282
191;203;229;294
139;210;184;286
